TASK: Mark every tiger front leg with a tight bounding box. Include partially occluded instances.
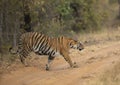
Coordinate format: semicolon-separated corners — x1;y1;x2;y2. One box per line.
61;51;76;68
46;56;55;71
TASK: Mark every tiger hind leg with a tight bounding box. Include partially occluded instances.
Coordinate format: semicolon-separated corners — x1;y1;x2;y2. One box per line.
46;56;55;71
19;54;29;67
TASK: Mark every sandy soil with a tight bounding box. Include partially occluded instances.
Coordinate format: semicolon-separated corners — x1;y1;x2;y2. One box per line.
0;41;120;85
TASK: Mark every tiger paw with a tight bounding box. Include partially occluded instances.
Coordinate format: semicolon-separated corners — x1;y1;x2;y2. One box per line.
73;62;79;68
46;64;50;71
24;63;29;67
46;67;49;71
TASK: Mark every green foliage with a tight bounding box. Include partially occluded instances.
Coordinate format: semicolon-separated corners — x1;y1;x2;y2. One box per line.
109;0;118;4
23;0;118;34
0;0;119;54
56;1;73;20
68;0;101;32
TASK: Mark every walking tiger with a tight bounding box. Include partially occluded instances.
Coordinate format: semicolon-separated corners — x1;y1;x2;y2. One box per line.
9;32;84;70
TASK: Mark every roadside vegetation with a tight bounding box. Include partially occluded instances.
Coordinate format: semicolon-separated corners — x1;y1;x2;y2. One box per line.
0;0;120;84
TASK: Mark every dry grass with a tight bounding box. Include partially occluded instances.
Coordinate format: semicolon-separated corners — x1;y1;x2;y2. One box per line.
78;28;120;46
88;61;120;85
77;28;120;85
0;54;20;74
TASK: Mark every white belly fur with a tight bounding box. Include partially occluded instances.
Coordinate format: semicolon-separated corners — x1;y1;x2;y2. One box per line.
54;52;61;56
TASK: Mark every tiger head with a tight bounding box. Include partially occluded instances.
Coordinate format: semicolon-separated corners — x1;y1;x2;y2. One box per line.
69;39;84;51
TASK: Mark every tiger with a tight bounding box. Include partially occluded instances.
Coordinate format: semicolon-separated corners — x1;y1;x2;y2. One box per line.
9;32;84;70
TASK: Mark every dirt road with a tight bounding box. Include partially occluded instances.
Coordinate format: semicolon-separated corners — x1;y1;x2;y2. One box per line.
0;41;120;85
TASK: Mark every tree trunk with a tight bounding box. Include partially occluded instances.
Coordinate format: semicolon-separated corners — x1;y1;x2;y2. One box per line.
118;0;120;19
13;26;17;47
0;13;3;42
21;0;32;32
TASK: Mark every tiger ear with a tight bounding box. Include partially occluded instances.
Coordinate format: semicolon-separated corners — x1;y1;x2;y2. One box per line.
72;35;78;41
